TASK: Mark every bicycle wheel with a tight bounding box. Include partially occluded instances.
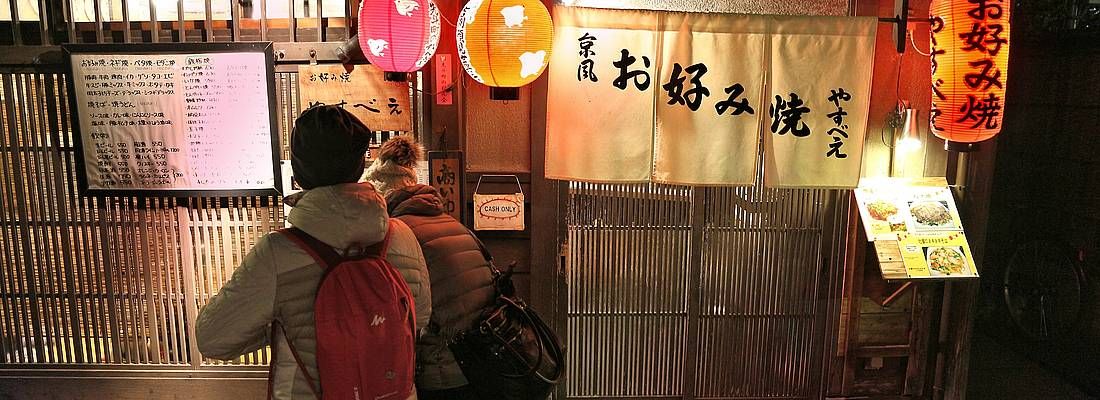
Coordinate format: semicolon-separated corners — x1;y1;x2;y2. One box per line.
1003;241;1082;341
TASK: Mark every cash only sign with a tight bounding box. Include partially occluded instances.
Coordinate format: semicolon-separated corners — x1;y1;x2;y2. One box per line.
473;175;525;231
854;177;979;281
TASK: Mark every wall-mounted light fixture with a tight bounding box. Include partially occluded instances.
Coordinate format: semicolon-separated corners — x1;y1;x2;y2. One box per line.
896;101;922;153
885;101;923;176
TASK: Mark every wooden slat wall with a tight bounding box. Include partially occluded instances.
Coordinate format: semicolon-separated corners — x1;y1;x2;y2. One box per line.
0;0;423;365
565;183;851;399
0;71;302;367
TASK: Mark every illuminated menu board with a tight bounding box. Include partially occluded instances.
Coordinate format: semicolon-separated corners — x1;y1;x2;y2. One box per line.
64;43;281;196
854;177;979;281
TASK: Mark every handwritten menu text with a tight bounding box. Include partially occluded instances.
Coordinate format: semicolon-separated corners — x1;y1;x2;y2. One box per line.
71;52;276;192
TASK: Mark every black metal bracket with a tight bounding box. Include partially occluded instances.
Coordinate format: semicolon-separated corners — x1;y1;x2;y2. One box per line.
878;0;910;54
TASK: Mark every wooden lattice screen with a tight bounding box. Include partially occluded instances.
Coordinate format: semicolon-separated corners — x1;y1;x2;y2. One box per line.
0;71;307;366
0;0;430;371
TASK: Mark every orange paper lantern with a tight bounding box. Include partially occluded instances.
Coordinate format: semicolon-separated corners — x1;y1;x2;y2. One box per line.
456;0;554;88
929;0;1011;147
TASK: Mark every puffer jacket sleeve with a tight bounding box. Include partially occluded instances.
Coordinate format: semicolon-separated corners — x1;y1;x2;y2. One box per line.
385;219;432;334
195;234;277;360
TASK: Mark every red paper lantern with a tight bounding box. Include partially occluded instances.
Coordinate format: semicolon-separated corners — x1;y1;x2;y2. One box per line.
929;0;1011;148
358;0;441;73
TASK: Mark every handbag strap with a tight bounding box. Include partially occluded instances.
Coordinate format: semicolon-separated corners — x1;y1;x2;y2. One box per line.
463;227;565;382
464;226;495;264
464;227;521;297
487;297;564;384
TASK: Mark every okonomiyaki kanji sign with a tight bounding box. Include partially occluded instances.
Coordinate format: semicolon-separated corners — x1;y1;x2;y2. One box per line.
298;64;412;132
928;0;1011;145
545;6;876;188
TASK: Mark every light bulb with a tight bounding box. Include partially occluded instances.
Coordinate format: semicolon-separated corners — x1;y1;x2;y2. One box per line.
897;136;922;153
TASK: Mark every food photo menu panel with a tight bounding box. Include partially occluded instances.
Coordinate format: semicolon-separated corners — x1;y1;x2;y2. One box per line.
855;177;979;281
64;43;281;197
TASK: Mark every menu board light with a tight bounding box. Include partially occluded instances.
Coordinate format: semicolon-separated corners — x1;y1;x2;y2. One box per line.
63;42;282;197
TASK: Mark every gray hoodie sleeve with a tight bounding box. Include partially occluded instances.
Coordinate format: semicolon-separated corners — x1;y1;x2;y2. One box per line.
195;234;278;360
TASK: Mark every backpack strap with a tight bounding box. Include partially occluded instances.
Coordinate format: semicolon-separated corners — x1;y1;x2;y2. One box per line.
281;222;398;264
363;220;398;258
267;321;321;399
279;228;343;269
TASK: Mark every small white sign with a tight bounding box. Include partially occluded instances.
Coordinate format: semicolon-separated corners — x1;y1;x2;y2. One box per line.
415;160;429;185
473;193;524;231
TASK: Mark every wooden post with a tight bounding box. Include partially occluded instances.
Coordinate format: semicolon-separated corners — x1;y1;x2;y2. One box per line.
176;205;203;367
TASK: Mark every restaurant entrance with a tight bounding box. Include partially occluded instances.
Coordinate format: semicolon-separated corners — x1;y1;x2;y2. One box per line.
561;183;851;399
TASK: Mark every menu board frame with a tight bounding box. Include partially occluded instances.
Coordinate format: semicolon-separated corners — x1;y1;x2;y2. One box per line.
62;42;282;197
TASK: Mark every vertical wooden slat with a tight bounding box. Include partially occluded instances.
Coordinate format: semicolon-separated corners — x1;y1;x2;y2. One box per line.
108;198;129;363
150;199;175;363
62;75;106;363
108;198;133;363
28;74;57;362
259;0;268;40
6;74;30;364
96;202;121;363
683;187;703;400
177;0;185;43
62;0;76;43
0;74;21;362
288;0;296;42
147;199;168;363
167;199;188;364
162;199;181;364
127;198;149;363
12;75;47;363
43;74;82;363
92;0;104;43
28;74;64;363
57;75;86;361
231;0;240;41
316;0;323;41
15;74;45;363
149;0;159;42
121;0;132;43
138;206;162;363
7;0;21;44
176;205;201;367
203;0;213;41
37;0;49;44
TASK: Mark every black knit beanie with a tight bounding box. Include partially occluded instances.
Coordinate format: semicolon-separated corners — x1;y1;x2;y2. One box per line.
290;105;372;190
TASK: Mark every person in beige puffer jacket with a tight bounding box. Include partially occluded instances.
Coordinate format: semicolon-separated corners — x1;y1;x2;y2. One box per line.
195;106;431;400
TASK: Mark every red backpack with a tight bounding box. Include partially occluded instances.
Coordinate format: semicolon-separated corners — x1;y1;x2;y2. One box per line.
271;220;416;400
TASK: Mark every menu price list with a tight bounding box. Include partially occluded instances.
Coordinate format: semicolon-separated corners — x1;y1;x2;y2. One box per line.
72;52;276;192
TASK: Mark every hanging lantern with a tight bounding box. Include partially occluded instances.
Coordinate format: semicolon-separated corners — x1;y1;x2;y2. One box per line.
456;0;553;99
929;0;1011;151
358;0;442;80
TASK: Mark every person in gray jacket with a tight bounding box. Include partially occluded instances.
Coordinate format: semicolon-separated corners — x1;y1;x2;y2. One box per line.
195;106;431;400
366;137;495;400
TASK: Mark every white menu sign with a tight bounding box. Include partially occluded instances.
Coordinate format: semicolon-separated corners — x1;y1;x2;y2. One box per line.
67;45;279;195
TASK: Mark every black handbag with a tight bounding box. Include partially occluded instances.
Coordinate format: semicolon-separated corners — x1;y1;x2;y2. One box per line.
448;231;565;400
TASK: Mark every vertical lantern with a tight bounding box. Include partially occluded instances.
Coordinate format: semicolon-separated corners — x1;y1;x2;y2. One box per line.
929;0;1011;150
358;0;442;79
456;0;553;97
